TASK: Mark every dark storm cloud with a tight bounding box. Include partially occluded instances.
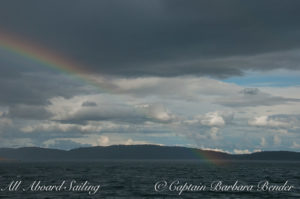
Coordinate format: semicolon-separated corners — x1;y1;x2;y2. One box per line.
1;0;300;77
6;104;53;120
0;43;96;108
0;72;91;106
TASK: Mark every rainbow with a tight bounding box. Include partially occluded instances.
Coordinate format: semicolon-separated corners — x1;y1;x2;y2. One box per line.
191;148;229;166
0;31;227;166
0;31;103;90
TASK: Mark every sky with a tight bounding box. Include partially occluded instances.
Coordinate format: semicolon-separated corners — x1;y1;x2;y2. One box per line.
0;0;300;153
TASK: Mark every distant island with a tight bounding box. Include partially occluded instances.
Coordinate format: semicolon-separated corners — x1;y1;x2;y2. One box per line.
0;145;300;161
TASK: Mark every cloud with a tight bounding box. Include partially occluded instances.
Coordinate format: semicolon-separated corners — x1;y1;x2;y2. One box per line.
123;139;155;146
20;120;127;134
137;103;177;123
44;139;91;150
70;134;162;148
181;111;234;145
233;149;251;154
90;76;240;100
199;112;225;126
233;149;262;154
292;142;300;149
0;117;12;129
0;72;91;106
240;88;259;95
199;147;230;154
273;135;281;145
200;112;225;127
200;147;262;154
1;1;300;78
208;127;220;140
185;111;233;127
1;1;300;152
96;136;110;146
248;114;300;130
7;104;53;120
81;101;97;107
21;122;80;133
248;115;290;128
48;96;177;124
217;88;300;107
260;137;266;147
48;96;141;123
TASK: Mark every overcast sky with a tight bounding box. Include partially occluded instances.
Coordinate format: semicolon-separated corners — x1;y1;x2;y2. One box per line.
1;0;300;153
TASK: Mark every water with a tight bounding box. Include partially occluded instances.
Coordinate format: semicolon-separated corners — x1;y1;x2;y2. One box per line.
0;160;299;198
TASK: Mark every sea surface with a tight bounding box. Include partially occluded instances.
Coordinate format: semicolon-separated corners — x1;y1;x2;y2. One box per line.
0;160;299;198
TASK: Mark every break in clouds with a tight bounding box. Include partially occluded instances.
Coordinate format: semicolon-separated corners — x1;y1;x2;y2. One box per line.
0;0;300;152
